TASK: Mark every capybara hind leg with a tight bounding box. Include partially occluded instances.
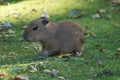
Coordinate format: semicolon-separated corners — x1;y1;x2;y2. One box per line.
75;46;84;56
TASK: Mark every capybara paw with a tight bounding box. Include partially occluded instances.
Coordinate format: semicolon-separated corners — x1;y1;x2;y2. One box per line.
75;52;82;56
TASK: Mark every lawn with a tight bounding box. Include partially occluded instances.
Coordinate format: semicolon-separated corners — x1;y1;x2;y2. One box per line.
0;0;120;80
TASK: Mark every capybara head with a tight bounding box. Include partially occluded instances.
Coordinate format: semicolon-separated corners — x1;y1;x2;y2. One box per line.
23;17;49;42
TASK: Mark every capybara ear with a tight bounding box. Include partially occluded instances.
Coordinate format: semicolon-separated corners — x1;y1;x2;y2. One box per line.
40;17;49;25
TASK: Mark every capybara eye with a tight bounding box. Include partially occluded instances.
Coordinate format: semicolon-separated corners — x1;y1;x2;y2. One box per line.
32;26;38;31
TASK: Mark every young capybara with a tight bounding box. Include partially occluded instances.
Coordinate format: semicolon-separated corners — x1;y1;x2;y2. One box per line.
23;16;84;58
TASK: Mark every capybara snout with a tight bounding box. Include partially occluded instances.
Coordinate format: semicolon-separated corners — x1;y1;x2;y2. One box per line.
23;16;84;58
23;28;32;42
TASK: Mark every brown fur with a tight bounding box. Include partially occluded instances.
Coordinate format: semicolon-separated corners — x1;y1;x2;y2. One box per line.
23;17;84;58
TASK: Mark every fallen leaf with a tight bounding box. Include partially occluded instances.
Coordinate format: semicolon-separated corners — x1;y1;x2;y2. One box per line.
34;46;38;50
69;9;80;18
27;69;37;73
85;30;96;37
57;53;72;58
22;26;27;29
12;12;20;18
115;24;120;27
14;76;29;80
0;32;6;37
114;48;120;59
94;56;105;67
99;9;106;14
41;10;49;17
4;34;15;37
91;13;101;19
22;45;30;49
9;52;16;55
106;14;112;19
84;26;96;37
7;29;15;34
50;69;59;77
34;46;42;51
69;10;86;18
90;32;96;37
114;53;120;59
0;72;7;77
117;48;120;52
63;54;72;57
96;59;105;67
31;8;38;12
3;22;12;27
43;69;51;73
58;76;65;80
27;65;37;73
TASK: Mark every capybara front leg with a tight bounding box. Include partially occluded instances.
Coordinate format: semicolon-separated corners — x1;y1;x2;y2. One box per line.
34;50;50;59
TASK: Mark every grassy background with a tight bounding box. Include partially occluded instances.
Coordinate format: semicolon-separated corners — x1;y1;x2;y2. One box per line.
0;0;120;80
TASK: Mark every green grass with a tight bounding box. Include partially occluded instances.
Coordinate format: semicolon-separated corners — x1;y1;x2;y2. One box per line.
0;0;120;80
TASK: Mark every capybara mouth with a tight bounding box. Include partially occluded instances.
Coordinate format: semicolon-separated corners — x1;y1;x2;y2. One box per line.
23;34;33;42
24;38;33;42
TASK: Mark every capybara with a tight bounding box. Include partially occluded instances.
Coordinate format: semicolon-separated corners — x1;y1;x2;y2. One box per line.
23;17;84;58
